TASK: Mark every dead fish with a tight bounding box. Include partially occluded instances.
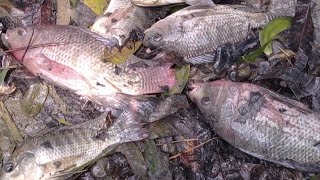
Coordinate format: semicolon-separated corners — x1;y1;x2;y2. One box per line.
132;0;214;6
1;25;178;104
91;0;159;47
187;80;320;173
143;4;277;64
0;109;149;180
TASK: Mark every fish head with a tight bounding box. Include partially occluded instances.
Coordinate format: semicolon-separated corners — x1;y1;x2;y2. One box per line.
187;80;239;121
188;81;222;120
0;151;43;180
1;26;38;60
2;26;35;49
143;19;175;50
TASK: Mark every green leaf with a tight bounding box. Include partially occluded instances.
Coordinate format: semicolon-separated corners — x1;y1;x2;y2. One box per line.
0;66;16;85
239;43;269;63
104;41;142;64
0;69;9;85
259;16;293;56
82;0;106;15
161;65;190;97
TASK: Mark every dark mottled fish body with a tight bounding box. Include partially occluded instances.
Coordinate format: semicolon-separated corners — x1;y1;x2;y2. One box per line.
188;80;320;172
143;5;277;64
1;25;178;105
0;110;148;179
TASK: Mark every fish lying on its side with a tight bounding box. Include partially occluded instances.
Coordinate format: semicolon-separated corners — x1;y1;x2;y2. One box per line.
187;80;320;172
0;109;148;180
143;4;277;64
91;0;160;47
132;0;214;6
1;25;178;105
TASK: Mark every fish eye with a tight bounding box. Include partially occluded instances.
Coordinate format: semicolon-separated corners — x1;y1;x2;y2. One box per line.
152;33;162;42
17;28;27;36
201;97;211;106
4;162;15;173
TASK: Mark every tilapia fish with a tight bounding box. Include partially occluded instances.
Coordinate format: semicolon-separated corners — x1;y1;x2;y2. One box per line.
1;25;178;104
91;0;158;47
143;4;277;64
188;80;320;172
0;109;148;180
132;0;214;6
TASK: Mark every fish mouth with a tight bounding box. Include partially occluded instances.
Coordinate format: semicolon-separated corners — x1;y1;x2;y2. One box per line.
186;83;201;101
0;33;10;48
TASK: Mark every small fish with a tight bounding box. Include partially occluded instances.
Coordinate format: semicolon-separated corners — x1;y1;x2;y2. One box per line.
187;80;320;172
132;0;214;6
0;109;149;180
1;25;178;105
91;0;163;46
90;0;167;63
143;4;277;64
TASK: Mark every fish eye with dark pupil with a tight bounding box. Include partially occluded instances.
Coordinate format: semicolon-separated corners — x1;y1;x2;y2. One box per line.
17;28;26;36
152;33;162;42
4;162;14;173
201;97;211;106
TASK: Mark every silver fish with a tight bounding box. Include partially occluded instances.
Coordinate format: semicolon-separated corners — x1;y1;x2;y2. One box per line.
187;79;320;172
0;109;148;180
91;0;159;47
143;4;276;64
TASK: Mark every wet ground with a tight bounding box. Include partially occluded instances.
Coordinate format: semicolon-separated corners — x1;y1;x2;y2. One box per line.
0;0;320;179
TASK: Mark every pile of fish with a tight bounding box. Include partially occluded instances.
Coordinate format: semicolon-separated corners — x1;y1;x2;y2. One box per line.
0;0;319;179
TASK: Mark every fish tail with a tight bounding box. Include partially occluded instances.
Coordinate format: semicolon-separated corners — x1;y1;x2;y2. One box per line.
106;108;149;143
136;63;177;94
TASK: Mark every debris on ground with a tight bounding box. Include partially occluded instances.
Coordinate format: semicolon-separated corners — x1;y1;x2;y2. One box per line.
0;0;319;179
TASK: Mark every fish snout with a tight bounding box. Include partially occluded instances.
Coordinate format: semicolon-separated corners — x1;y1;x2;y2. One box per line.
1;33;10;48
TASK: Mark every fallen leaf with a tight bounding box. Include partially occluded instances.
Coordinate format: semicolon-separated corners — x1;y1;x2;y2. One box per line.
259;17;293;56
161;65;190;96
82;0;106;15
20;83;49;117
281;0;314;70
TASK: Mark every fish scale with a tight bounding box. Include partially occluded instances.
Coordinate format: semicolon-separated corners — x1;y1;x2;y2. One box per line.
0;110;149;179
143;4;277;64
2;25;179;105
188;80;320;172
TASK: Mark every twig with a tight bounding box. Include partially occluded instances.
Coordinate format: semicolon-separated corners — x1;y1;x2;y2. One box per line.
169;137;215;160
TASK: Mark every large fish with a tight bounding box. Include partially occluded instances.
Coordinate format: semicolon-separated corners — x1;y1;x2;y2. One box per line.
187;80;320;172
1;25;178;105
0;109;148;180
132;0;214;6
143;4;277;64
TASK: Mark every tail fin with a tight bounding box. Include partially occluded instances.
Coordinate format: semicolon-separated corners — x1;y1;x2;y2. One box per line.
104;108;149;143
133;63;178;94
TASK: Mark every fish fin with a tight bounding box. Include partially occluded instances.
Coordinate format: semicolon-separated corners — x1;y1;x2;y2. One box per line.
102;108;149;142
185;0;215;6
260;87;313;114
131;63;178;94
186;53;215;64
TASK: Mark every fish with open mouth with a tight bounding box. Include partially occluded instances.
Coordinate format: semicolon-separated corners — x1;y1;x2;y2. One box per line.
187;80;320;172
1;25;179;106
0;109;148;180
143;4;277;64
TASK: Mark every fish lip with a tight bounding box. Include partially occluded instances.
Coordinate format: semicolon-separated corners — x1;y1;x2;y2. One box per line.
186;83;201;101
1;33;10;48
